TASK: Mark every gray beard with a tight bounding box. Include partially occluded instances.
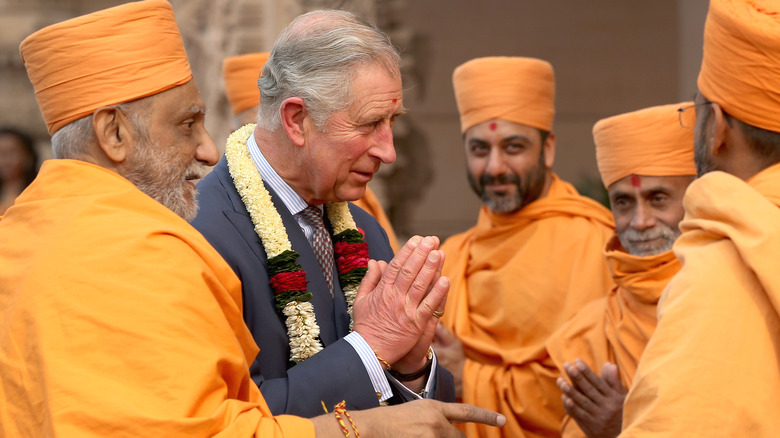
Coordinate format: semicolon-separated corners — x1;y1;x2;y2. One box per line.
124;142;206;222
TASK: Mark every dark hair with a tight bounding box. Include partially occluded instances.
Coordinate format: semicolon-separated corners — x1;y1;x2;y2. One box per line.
538;128;550;146
0;127;40;187
731;117;780;167
703;99;780;168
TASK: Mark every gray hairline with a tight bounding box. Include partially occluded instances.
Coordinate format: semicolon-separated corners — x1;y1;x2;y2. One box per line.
50;101;149;159
257;9;401;133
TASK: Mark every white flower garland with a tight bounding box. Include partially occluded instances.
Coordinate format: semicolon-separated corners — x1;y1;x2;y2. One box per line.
325;201;359;328
225;124;362;362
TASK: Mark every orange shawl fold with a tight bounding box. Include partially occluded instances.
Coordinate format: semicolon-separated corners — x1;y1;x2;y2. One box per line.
0;160;313;437
352;186;400;252
621;162;780;437
441;174;615;438
546;237;680;438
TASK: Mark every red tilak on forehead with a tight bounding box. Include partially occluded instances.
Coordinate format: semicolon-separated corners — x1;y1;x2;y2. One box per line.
392;98;397;104
631;175;641;187
489;122;497;131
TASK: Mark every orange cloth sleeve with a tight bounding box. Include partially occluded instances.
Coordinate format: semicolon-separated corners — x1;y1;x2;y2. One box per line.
223;53;270;116
594;103;696;188
20;0;193;135
352;186;400;253
0;160;313;437
620;163;780;437
546;237;681;438
698;0;780;133
441;175;615;438
452;57;555;133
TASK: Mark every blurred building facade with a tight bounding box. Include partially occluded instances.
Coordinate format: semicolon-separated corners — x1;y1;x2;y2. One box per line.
0;0;707;239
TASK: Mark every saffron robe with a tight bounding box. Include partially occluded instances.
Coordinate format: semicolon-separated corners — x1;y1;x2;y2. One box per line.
620;162;780;437
353;186;401;253
0;159;313;437
441;175;615;438
546;237;681;438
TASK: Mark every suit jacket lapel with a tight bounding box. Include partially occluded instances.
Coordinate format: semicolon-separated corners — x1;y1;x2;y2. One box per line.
214;156;343;346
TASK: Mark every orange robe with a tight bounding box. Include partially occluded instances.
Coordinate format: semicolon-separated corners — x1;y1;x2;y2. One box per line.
620;163;780;437
0;160;313;437
546;236;681;438
441;175;615;438
353;186;400;252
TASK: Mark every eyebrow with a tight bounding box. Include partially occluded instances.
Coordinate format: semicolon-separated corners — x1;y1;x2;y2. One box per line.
501;134;532;143
185;105;207;117
610;185;671;199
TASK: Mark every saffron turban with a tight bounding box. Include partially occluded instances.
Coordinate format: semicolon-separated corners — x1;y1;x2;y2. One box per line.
223;52;270;116
698;0;780;133
20;0;192;135
594;102;696;189
453;56;555;133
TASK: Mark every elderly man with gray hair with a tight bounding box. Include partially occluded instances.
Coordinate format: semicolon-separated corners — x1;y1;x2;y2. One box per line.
192;9;456;418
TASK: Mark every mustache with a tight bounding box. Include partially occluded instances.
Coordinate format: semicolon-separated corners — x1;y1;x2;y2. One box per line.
480;173;520;186
619;225;676;242
185;161;209;181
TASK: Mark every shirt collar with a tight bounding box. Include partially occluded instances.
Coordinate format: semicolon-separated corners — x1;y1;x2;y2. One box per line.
246;133;316;216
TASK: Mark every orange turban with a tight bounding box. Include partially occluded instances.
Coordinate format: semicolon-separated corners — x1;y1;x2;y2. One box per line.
594;103;696;188
223;53;270;116
452;56;555;133
20;0;192;135
698;0;780;133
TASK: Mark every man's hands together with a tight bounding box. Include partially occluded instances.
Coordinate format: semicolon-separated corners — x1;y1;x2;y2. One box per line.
352;236;448;376
556;359;627;438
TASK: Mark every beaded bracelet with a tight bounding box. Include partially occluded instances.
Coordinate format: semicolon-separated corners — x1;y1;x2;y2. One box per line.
333;400;360;437
373;349;392;370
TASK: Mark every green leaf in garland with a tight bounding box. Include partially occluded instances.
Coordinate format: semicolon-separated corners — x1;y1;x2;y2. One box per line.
338;267;368;285
333;229;364;244
268;250;303;275
274;290;314;309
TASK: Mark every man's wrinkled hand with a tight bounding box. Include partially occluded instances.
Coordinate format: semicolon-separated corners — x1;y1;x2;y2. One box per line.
312;399;506;438
556;359;626;438
352;236;449;370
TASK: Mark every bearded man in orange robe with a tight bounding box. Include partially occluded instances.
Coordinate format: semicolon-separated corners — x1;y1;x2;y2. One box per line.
619;1;780;436
545;103;697;438
433;56;615;438
0;1;506;436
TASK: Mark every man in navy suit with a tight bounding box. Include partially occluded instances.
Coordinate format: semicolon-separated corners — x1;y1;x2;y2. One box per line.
192;9;455;418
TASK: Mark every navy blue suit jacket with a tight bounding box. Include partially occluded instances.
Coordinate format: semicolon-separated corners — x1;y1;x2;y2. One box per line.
192;156;454;417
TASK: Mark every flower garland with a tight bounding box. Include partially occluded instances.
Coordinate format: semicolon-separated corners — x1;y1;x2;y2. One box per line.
225;124;369;362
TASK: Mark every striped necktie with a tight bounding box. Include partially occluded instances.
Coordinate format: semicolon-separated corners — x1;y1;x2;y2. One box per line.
300;205;335;297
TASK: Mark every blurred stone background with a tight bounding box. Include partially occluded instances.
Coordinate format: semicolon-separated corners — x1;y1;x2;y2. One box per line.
0;0;708;240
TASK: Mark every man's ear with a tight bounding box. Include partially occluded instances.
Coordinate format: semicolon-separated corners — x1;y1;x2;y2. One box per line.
708;103;730;158
279;97;307;147
543;131;556;169
92;106;133;163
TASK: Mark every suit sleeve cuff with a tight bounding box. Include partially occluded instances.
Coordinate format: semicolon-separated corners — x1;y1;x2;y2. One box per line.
344;331;393;403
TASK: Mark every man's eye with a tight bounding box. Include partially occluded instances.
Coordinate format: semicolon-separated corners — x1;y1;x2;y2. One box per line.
651;194;668;203
505;143;525;153
470;145;488;155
